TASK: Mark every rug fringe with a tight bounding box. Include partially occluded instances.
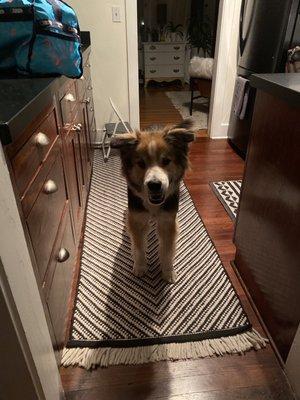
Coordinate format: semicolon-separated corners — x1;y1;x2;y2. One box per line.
61;329;268;370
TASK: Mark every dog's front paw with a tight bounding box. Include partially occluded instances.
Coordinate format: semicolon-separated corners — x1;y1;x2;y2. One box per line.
162;268;177;284
133;262;147;277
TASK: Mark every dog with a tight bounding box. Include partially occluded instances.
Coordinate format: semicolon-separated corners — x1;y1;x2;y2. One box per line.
110;118;195;283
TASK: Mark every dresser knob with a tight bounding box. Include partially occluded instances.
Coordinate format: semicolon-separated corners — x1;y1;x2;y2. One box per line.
57;248;70;263
173;69;179;73
174;46;180;50
88;85;92;90
150;45;156;50
82;97;90;104
90;107;94;112
65;93;76;102
150;57;156;61
43;179;58;194
174;56;180;60
150;69;156;73
85;63;91;67
34;132;50;147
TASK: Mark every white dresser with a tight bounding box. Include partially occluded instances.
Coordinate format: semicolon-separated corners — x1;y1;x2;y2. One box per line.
143;42;186;87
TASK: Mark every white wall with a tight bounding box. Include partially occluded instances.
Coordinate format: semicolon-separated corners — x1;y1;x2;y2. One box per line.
69;0;139;138
286;326;300;399
208;0;241;138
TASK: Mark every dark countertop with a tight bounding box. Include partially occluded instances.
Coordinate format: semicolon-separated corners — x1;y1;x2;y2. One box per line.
0;34;91;146
250;73;300;106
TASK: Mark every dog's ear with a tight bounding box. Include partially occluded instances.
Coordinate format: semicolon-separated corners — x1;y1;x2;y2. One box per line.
110;133;139;148
164;118;195;143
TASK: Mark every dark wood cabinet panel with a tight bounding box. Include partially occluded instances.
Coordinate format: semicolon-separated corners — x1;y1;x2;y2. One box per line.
26;152;68;281
3;47;96;360
11;108;59;196
46;206;76;352
234;89;300;361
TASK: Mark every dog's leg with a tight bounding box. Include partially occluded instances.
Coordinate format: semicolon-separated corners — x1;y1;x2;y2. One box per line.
128;210;149;277
157;213;178;283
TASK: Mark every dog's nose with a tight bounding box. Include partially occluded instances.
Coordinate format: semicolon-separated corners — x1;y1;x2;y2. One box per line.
147;180;162;193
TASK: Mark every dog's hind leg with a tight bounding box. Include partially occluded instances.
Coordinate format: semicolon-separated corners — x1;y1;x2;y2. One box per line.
157;213;178;283
128;210;150;277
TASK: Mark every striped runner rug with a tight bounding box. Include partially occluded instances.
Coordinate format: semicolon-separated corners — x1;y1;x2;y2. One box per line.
210;180;242;220
62;153;266;369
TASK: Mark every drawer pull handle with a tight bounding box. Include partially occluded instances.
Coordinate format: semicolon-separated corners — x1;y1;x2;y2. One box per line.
173;69;180;73
174;56;180;60
85;63;91;67
43;179;58;195
150;69;156;73
150;57;156;61
57;248;70;263
74;123;82;132
150;45;156;50
82;97;90;104
65;93;76;102
34;132;50;147
174;46;180;50
88;85;92;90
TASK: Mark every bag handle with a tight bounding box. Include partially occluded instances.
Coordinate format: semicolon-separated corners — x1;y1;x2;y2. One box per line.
46;0;62;22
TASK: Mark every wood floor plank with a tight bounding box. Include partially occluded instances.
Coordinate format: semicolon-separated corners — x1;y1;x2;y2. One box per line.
61;86;295;400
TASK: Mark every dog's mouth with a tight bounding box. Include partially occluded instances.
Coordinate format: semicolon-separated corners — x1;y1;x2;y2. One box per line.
148;192;165;205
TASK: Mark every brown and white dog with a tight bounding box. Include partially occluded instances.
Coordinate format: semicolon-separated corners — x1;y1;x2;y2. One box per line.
110;119;195;283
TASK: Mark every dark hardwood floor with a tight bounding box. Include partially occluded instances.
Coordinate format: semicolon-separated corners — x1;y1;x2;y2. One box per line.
61;87;295;400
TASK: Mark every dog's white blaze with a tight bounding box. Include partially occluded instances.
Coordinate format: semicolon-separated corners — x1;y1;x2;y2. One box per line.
144;166;169;190
148;140;157;158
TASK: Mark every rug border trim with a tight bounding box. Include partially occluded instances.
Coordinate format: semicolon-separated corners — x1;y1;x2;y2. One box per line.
66;324;252;348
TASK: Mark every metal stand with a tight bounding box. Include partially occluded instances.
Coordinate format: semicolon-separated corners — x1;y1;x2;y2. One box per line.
101;98;132;162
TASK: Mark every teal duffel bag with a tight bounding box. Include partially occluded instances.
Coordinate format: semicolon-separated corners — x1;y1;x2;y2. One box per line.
0;0;82;78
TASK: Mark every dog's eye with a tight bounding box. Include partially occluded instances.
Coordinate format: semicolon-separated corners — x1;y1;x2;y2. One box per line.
162;157;171;166
137;159;146;169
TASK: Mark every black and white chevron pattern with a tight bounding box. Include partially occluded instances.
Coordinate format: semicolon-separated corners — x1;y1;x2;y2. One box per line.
68;153;249;348
211;180;242;220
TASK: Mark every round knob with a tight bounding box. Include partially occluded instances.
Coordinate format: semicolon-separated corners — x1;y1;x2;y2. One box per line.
90;107;94;112
34;132;50;147
57;248;70;263
82;97;90;104
43;179;58;194
65;93;76;102
174;56;180;60
88;85;92;90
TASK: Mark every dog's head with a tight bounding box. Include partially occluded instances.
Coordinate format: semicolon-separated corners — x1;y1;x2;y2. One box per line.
111;119;195;206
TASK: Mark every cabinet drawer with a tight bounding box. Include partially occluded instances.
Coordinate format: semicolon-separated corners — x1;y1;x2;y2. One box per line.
11;109;59;196
26;152;67;281
144;52;185;65
145;65;184;78
144;43;185;53
45;206;76;350
60;81;77;126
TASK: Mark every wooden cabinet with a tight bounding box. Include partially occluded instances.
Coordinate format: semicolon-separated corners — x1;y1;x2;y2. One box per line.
234;75;300;361
3;49;97;359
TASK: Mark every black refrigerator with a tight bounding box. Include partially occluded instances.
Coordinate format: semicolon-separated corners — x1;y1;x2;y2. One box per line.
228;0;300;158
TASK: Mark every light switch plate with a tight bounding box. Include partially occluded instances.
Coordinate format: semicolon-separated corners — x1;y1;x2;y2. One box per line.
112;6;121;22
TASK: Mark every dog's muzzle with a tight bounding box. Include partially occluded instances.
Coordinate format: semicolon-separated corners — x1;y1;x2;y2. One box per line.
144;166;169;205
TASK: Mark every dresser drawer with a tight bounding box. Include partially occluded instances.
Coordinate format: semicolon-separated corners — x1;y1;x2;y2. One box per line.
144;51;185;66
45;206;76;350
26;151;67;281
144;43;185;53
60;81;77;126
145;65;184;78
11;109;59;196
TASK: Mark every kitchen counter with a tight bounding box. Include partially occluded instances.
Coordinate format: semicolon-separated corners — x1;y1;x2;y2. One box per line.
0;34;91;146
250;73;300;106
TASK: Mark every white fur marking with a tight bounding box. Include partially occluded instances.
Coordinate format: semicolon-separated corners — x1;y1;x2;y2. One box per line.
144;166;169;191
148;140;157;158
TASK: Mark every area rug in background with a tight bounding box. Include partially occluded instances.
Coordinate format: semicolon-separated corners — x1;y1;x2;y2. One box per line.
166;91;208;130
62;154;266;369
210;180;242;220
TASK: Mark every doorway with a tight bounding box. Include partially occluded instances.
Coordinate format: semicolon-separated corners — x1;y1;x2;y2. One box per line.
136;0;220;136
